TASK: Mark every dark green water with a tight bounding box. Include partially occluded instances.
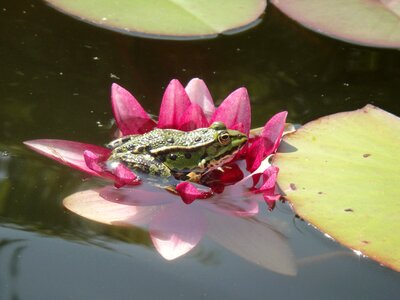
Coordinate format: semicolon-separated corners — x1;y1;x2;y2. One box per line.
1;1;400;299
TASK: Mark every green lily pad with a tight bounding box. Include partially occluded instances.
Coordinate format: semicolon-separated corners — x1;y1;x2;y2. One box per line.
45;0;266;39
273;105;400;272
271;0;400;48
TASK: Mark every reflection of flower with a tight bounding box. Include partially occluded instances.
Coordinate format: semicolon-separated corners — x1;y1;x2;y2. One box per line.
63;185;296;275
24;78;287;259
64;183;261;260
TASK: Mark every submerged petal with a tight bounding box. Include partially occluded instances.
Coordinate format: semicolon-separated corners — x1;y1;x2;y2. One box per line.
99;184;176;206
158;79;191;129
185;78;215;121
111;83;156;135
259;166;279;193
211;87;251;135
258;166;281;209
204;187;260;217
24;139;110;177
149;202;207;260
63;189;158;227
206;212;296;276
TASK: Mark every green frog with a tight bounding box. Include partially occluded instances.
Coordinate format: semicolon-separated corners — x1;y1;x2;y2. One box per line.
106;122;247;184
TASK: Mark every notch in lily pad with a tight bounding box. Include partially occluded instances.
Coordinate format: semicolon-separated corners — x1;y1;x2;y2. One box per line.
45;0;267;40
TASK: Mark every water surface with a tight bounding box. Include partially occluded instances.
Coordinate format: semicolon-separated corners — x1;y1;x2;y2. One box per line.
1;1;400;299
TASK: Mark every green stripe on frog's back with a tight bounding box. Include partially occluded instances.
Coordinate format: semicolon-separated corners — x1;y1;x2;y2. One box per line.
147;128;218;155
106;134;139;149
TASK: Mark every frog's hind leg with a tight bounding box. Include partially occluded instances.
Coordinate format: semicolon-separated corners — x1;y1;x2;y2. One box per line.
110;153;171;177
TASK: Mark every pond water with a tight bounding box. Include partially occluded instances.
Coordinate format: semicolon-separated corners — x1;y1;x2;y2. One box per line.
1;0;400;299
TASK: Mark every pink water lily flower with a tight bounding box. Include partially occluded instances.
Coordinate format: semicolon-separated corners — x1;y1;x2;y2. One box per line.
24;78;288;260
24;78;287;205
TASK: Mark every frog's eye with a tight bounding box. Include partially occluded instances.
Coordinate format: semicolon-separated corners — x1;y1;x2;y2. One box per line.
210;121;227;131
218;132;231;145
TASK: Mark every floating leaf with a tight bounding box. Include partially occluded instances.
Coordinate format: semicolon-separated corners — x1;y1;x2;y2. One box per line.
45;0;266;40
273;105;400;271
271;0;400;48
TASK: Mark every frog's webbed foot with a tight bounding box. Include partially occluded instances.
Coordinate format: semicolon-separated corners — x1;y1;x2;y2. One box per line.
186;172;202;183
172;171;202;183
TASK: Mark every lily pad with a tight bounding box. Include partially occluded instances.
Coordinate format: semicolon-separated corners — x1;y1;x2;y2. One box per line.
273;105;400;271
45;0;266;39
271;0;400;48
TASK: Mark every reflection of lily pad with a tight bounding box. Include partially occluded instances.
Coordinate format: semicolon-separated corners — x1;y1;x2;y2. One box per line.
273;105;400;272
45;0;266;39
271;0;400;48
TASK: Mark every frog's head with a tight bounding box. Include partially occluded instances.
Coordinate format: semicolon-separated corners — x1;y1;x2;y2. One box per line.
201;121;248;169
210;121;247;150
159;121;247;175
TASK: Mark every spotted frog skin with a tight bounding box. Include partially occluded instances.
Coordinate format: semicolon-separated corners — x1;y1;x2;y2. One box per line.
106;122;247;182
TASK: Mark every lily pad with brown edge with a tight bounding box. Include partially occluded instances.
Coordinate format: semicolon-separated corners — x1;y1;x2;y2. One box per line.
45;0;266;40
272;105;400;272
271;0;400;48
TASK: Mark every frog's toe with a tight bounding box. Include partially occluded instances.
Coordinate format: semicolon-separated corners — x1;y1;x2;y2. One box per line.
186;172;202;183
164;185;179;195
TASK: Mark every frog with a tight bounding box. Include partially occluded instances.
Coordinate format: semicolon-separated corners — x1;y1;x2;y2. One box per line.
106;121;247;185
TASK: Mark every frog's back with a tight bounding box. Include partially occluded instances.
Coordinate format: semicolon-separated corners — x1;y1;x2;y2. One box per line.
107;129;186;153
108;128;216;153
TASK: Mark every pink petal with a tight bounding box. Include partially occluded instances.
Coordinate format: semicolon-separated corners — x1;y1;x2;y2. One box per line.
185;78;215;121
200;163;244;193
214;163;244;185
264;195;280;211
259;166;279;194
260;111;288;154
238;157;271;185
211;87;251;135
63;189;159;227
246;111;287;172
178;103;209;131
176;182;212;204
24;139;110;177
149;202;207;260
245;137;264;174
112;163;140;188
111;83;156;135
158;79;191;129
83;150;104;173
